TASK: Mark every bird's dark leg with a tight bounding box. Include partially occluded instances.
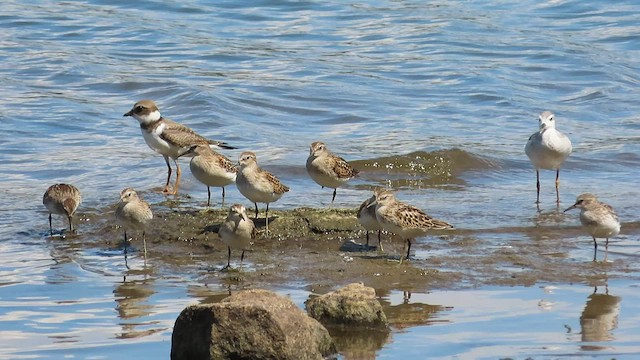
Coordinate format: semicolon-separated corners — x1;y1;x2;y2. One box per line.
240;250;245;267
592;237;598;262
265;203;270;233
221;187;225;208
605;237;609;262
207;186;211;208
406;239;412;260
555;169;561;205
378;230;383;252
331;188;337;205
536;169;541;204
163;155;172;193
365;231;370;246
254;203;259;220
49;213;53;236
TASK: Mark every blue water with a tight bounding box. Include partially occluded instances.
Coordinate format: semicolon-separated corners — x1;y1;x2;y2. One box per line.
1;0;640;358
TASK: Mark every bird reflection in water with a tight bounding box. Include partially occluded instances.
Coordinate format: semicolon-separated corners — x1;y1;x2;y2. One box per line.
113;272;163;339
579;286;621;350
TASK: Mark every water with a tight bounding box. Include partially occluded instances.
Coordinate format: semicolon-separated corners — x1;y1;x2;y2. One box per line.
1;0;640;358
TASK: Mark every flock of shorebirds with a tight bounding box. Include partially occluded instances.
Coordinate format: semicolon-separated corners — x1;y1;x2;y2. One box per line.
42;100;621;268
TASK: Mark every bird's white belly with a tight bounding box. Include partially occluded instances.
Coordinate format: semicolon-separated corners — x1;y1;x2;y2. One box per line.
236;173;282;204
583;216;621;239
190;159;236;187
308;166;344;188
358;211;382;231
525;130;571;170
141;128;180;158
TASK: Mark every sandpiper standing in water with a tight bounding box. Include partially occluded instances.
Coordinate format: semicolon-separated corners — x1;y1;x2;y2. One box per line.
373;189;453;262
564;193;620;262
181;144;237;208
43;184;81;236
235;151;289;233
525;111;572;204
124;100;234;195
218;204;256;270
357;194;383;250
115;188;153;257
306;141;359;205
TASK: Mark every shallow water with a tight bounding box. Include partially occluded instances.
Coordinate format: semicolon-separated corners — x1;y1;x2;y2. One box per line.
1;0;640;358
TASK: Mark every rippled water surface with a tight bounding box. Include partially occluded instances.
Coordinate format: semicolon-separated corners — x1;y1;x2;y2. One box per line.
1;0;640;358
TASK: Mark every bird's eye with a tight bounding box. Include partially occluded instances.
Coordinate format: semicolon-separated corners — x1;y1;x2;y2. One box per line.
135;106;144;112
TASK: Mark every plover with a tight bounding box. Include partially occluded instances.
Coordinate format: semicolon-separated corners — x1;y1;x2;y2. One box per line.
357;194;383;250
374;189;453;261
124;100;234;195
218;204;256;270
43;183;81;236
115;188;153;255
235;151;289;232
525;111;572;204
181;144;237;208
306;141;359;205
564;193;620;262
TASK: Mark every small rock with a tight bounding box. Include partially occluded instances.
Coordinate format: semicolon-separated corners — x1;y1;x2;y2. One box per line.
171;289;336;360
306;283;389;329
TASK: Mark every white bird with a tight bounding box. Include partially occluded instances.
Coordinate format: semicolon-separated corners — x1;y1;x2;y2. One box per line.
525;111;572;204
564;193;620;262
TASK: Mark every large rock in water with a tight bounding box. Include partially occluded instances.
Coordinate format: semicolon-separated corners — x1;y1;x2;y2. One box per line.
171;289;336;360
306;283;389;329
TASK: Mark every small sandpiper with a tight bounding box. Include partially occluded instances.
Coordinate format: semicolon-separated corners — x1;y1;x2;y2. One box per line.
181;144;237;208
115;188;153;256
124;100;235;195
43;183;81;236
564;193;620;262
525;111;572;204
373;189;453;261
357;194;383;250
235;151;289;233
306;141;359;205
218;204;256;270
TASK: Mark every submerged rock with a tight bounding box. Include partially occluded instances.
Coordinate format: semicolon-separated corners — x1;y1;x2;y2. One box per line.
306;283;389;329
170;289;336;360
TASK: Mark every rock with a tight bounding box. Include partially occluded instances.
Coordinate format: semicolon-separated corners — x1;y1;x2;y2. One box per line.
305;283;389;329
171;289;336;360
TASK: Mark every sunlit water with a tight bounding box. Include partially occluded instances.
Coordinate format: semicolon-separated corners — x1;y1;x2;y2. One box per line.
1;0;640;358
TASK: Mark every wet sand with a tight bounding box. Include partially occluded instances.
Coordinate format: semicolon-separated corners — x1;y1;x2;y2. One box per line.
71;200;640;295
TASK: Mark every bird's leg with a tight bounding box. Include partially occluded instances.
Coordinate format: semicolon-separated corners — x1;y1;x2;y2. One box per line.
378;230;384;252
254;203;259;220
68;215;73;232
555;169;560;205
49;213;53;236
605;238;609;262
592;237;598;262
331;188;337;206
172;158;181;195
221;247;231;271
163;155;172;193
366;231;370;246
142;231;147;256
206;186;211;208
536;169;541;204
240;250;245;268
265;203;270;233
221;187;225;208
406;239;412;261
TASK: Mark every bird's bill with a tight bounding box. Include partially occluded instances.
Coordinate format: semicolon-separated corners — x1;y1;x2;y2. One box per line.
563;203;577;213
240;213;249;222
365;200;377;209
123;110;133;117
